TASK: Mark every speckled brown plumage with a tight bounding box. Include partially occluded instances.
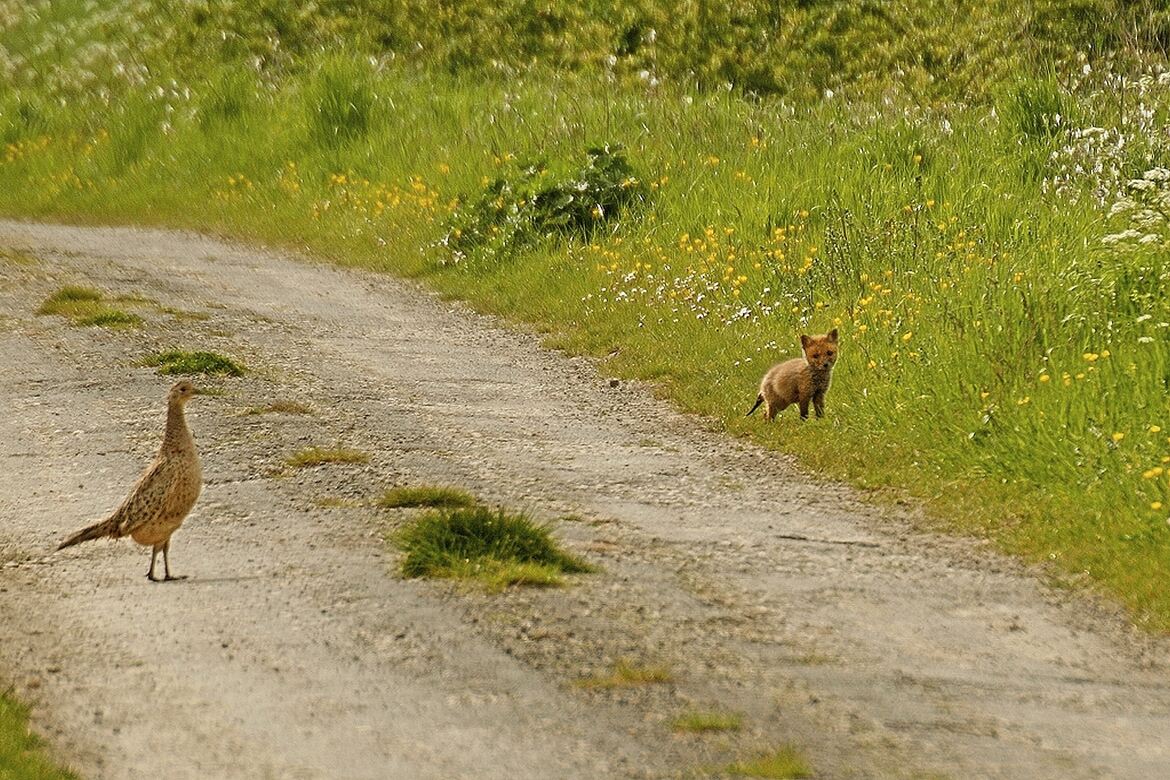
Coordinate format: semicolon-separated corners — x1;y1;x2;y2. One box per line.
58;380;203;581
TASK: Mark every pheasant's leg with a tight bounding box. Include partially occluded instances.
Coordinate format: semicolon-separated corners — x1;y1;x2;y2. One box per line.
162;539;187;582
147;545;162;582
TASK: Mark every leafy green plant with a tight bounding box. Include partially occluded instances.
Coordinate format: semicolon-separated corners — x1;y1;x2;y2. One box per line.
445;144;649;262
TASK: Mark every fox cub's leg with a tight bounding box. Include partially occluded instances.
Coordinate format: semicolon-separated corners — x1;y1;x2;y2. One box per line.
813;389;825;419
798;399;810;420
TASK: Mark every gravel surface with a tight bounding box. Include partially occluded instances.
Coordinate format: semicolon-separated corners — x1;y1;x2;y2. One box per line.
1;220;1169;779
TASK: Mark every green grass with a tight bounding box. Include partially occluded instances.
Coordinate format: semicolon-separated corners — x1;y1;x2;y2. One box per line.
574;660;674;690
141;350;245;377
671;710;743;733
0;249;38;266
726;747;812;779
395;506;593;592
0;694;76;780
285;446;369;468
377;486;479;509
37;286;141;328
3;4;1170;631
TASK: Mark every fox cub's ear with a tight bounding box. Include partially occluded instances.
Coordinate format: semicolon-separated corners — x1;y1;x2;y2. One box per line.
800;334;812;349
827;328;839;342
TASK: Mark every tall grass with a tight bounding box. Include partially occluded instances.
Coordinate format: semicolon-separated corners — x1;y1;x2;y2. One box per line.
2;11;1170;627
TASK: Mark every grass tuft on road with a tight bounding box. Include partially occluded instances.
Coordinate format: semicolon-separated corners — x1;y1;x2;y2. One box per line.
0;694;77;780
574;660;673;690
726;746;812;779
0;249;38;266
395;505;592;592
38;286;141;328
671;710;742;733
378;485;478;509
286;446;369;468
142;349;244;377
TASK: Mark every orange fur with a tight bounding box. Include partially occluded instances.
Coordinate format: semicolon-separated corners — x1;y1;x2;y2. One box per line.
747;329;839;421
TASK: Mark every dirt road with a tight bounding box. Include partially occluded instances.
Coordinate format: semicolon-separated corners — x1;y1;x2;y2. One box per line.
1;220;1168;779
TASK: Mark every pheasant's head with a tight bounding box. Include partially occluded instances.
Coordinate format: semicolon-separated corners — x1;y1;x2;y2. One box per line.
168;380;200;405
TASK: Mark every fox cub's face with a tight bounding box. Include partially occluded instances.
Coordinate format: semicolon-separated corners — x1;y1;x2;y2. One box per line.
800;329;839;370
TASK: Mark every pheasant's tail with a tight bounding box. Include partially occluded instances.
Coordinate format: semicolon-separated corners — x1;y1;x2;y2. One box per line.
57;518;117;550
746;394;764;417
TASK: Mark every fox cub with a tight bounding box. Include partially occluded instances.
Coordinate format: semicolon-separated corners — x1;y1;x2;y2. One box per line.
747;329;839;421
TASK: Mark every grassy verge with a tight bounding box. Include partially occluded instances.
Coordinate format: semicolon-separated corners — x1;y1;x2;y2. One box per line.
2;31;1170;626
395;505;593;592
0;694;76;780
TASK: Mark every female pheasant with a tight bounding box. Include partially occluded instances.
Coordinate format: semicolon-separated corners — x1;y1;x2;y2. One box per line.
58;380;203;582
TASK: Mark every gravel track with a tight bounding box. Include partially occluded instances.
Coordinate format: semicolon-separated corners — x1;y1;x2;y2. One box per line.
1;220;1168;779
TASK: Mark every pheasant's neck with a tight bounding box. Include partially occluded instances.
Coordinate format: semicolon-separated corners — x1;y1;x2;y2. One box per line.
163;400;194;451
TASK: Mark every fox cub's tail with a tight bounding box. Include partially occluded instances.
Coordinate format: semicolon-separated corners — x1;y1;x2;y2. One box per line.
746;394;764;417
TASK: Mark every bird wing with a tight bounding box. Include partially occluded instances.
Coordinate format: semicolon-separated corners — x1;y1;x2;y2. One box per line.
110;456;178;536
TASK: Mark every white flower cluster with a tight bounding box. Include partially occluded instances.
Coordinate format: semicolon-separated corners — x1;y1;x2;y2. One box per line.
1044;66;1170;208
1102;167;1170;250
